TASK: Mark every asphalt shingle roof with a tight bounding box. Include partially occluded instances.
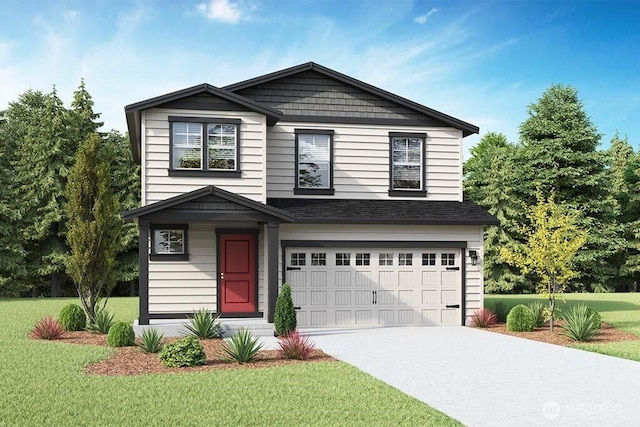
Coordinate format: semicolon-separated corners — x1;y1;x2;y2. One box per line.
267;198;499;226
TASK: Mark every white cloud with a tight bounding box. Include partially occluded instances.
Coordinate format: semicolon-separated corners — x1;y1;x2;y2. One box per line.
197;0;242;23
62;10;80;20
414;8;439;25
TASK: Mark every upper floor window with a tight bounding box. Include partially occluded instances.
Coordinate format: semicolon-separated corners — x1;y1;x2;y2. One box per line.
389;132;427;197
169;116;241;177
294;129;334;195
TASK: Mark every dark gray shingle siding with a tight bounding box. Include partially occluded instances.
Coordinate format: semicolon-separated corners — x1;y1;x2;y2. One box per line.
237;71;447;125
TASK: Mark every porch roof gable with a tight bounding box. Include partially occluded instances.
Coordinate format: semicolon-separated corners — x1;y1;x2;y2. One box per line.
123;186;295;223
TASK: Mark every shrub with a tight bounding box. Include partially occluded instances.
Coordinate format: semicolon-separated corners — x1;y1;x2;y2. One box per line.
277;330;317;360
137;328;164;353
107;321;135;347
527;301;546;328
32;316;64;340
488;300;512;323
222;329;264;364
562;305;599;342
159;336;206;367
506;304;535;332
86;309;115;334
274;283;296;336
183;308;224;339
586;306;602;329
470;308;497;328
59;304;86;331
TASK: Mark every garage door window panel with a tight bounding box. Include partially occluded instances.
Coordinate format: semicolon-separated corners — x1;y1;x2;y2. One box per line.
336;253;351;266
422;253;436;266
356;253;371;266
441;253;456;266
311;253;326;266
291;253;306;266
379;253;393;266
399;253;413;266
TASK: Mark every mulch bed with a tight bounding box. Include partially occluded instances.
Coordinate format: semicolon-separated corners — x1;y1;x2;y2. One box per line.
482;322;640;346
30;331;334;377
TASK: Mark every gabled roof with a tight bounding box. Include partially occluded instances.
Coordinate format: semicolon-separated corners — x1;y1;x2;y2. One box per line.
124;84;283;163
267;198;499;226
124;186;295;222
224;62;479;137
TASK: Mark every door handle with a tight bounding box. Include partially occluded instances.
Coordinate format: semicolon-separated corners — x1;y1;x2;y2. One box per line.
446;267;460;271
220;272;225;279
446;304;460;309
286;266;301;271
372;290;377;305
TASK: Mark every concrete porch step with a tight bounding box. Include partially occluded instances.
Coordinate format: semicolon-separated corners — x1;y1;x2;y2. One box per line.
133;318;274;338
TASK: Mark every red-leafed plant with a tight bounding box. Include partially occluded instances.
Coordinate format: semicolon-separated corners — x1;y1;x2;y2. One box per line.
277;330;317;360
32;316;64;340
470;308;498;328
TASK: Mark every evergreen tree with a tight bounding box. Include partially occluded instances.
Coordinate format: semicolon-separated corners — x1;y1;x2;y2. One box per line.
606;132;634;290
622;154;640;289
464;132;530;293
608;131;634;198
11;89;71;295
66;133;121;319
103;130;140;291
517;84;624;291
0;114;26;295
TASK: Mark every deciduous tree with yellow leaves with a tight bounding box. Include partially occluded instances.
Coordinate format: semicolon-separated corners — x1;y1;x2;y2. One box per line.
501;192;587;331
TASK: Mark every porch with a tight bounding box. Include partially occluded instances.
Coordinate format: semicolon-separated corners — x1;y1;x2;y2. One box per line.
123;186;294;326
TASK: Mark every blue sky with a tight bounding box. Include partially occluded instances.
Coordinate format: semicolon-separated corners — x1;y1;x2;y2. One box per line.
1;0;639;158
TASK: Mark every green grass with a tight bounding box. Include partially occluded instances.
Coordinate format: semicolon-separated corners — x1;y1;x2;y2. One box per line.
0;297;459;426
485;293;640;361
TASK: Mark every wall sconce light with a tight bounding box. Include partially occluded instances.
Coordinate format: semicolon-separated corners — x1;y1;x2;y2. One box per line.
469;250;478;266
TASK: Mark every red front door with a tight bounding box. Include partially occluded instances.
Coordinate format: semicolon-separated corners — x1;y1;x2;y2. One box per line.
219;233;257;313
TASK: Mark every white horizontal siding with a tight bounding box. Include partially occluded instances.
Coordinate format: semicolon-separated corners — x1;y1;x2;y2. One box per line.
147;223;265;316
266;122;462;201
142;108;267;206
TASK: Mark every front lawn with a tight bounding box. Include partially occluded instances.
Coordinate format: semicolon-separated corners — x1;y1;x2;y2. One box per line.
0;297;459;426
485;293;640;361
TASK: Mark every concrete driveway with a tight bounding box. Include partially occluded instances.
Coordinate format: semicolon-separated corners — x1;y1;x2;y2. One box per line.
296;326;640;426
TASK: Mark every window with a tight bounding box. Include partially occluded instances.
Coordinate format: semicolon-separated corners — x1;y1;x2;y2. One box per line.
389;132;426;196
169;116;241;176
311;253;326;266
356;253;371;266
379;253;393;266
441;253;456;266
295;129;334;195
422;253;436;266
291;253;306;266
336;253;351;266
150;224;188;261
399;253;413;266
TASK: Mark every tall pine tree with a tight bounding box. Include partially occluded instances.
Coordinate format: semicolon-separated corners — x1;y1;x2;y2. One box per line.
11;89;72;296
464;132;531;293
103;130;140;293
518;84;624;291
0;113;26;295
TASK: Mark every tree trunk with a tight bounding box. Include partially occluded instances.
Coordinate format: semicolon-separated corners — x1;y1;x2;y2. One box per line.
129;281;136;296
50;272;59;297
549;297;555;332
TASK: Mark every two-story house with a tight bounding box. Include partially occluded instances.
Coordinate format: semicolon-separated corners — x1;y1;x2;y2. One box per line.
123;62;497;330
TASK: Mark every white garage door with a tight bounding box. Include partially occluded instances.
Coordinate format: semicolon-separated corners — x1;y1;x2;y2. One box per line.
285;248;462;327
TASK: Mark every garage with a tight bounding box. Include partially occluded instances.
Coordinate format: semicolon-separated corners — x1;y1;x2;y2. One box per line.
283;245;463;327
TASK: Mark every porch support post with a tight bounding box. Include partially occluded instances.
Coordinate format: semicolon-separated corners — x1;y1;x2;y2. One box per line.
267;221;280;323
138;220;150;325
